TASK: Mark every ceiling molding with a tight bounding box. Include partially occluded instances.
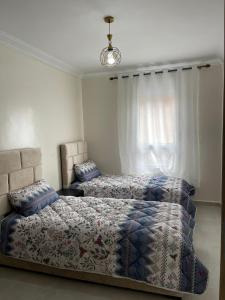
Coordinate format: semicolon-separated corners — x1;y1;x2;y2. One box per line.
81;58;223;79
0;30;223;79
0;30;79;77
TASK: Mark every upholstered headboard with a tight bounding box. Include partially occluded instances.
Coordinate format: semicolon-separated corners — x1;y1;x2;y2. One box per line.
60;141;88;188
0;148;42;215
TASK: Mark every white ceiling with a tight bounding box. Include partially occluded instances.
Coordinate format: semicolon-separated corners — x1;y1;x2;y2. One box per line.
0;0;223;75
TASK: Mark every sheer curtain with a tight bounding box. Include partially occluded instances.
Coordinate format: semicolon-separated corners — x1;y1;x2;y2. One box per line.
117;67;200;186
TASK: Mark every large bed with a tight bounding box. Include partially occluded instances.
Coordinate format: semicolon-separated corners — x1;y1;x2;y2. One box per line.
0;147;208;298
60;141;196;217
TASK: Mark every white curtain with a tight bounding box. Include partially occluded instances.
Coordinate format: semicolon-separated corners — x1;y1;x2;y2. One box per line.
117;67;200;186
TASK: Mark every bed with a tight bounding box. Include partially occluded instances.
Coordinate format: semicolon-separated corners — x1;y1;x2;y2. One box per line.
60;141;196;217
0;147;208;298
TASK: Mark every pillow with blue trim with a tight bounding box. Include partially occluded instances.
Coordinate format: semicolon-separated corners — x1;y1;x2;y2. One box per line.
9;180;59;217
74;160;101;182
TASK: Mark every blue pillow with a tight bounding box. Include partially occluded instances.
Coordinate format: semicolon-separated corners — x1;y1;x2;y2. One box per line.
74;160;101;182
9;180;59;217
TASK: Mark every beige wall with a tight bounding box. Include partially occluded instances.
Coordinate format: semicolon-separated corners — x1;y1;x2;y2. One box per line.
0;41;223;202
0;43;83;190
82;64;224;203
82;77;121;174
196;64;223;203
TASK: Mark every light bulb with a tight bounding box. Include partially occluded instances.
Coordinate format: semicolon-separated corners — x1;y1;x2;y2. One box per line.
107;52;115;65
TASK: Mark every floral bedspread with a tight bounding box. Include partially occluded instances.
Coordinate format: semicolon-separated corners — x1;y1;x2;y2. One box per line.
0;196;207;294
74;175;196;217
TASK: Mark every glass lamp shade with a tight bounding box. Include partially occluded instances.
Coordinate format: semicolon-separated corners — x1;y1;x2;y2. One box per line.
100;46;121;67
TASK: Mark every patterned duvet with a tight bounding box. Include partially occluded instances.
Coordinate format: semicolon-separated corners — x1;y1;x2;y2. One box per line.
0;196;207;294
73;175;196;217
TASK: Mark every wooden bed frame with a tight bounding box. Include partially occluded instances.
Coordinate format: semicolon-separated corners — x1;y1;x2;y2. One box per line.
0;147;183;299
0;255;182;299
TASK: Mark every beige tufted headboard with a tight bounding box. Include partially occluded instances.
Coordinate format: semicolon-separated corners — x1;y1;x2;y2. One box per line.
0;148;42;215
60;141;88;188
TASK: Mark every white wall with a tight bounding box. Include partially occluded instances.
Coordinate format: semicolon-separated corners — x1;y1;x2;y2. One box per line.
0;42;83;190
82;64;224;203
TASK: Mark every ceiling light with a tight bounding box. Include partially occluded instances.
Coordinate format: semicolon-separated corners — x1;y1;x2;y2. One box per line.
100;16;121;67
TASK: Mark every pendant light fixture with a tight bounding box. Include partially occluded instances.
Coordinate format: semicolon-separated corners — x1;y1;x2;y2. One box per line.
100;16;121;67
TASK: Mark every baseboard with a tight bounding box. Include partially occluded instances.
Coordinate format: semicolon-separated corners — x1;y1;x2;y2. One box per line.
194;200;221;207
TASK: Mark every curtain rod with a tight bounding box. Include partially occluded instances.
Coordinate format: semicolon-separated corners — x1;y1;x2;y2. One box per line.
109;63;211;80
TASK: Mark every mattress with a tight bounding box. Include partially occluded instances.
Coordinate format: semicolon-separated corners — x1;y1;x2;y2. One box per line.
72;175;196;217
0;196;207;294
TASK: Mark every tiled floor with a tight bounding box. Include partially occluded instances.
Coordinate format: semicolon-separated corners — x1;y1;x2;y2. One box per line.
0;204;221;300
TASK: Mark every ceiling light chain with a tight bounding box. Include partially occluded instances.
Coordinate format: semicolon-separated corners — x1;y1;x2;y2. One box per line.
100;16;121;67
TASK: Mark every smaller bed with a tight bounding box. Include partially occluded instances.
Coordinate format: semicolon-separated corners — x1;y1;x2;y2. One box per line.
60;141;196;217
